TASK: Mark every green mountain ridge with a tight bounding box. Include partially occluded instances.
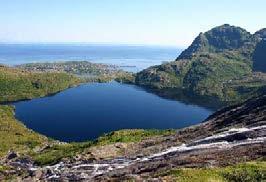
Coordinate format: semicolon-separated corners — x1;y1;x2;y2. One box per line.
135;24;266;102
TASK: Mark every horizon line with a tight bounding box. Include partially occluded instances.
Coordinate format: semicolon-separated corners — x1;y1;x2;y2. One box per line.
0;41;184;48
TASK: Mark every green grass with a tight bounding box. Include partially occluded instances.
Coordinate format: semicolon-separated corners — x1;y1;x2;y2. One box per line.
159;161;266;182
0;105;48;157
33;129;176;166
0;66;81;102
95;129;175;145
221;162;266;182
163;168;225;182
32;142;93;165
0;165;11;173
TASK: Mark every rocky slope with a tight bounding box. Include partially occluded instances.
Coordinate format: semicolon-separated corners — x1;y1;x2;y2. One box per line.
2;92;265;181
135;24;266;102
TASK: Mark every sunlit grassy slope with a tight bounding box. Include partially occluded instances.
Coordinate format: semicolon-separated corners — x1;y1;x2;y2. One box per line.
0;66;81;102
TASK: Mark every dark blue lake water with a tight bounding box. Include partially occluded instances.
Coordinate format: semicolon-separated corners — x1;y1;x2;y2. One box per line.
0;44;181;72
14;82;216;142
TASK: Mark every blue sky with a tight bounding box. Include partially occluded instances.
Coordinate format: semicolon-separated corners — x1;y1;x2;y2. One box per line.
0;0;265;47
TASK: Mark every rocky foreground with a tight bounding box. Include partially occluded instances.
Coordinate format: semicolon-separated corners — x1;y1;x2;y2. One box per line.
1;93;265;181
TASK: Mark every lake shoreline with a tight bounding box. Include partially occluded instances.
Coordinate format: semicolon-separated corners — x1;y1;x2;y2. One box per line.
13;82;215;142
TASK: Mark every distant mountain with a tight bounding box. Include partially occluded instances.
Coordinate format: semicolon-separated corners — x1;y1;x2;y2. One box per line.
135;24;266;102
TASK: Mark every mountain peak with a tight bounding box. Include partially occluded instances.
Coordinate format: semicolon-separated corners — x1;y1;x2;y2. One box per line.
207;24;251;37
178;24;253;59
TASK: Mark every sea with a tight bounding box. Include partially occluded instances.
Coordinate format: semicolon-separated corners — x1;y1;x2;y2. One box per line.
0;43;181;72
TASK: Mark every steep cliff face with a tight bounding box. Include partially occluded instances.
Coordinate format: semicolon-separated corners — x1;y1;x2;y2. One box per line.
136;24;266;102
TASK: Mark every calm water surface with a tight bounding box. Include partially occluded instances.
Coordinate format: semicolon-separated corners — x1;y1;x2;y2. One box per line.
14;82;215;142
0;44;181;72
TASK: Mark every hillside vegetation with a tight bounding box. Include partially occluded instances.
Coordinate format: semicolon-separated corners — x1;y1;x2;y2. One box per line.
159;161;265;182
0;66;81;102
135;24;266;102
0;105;48;157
